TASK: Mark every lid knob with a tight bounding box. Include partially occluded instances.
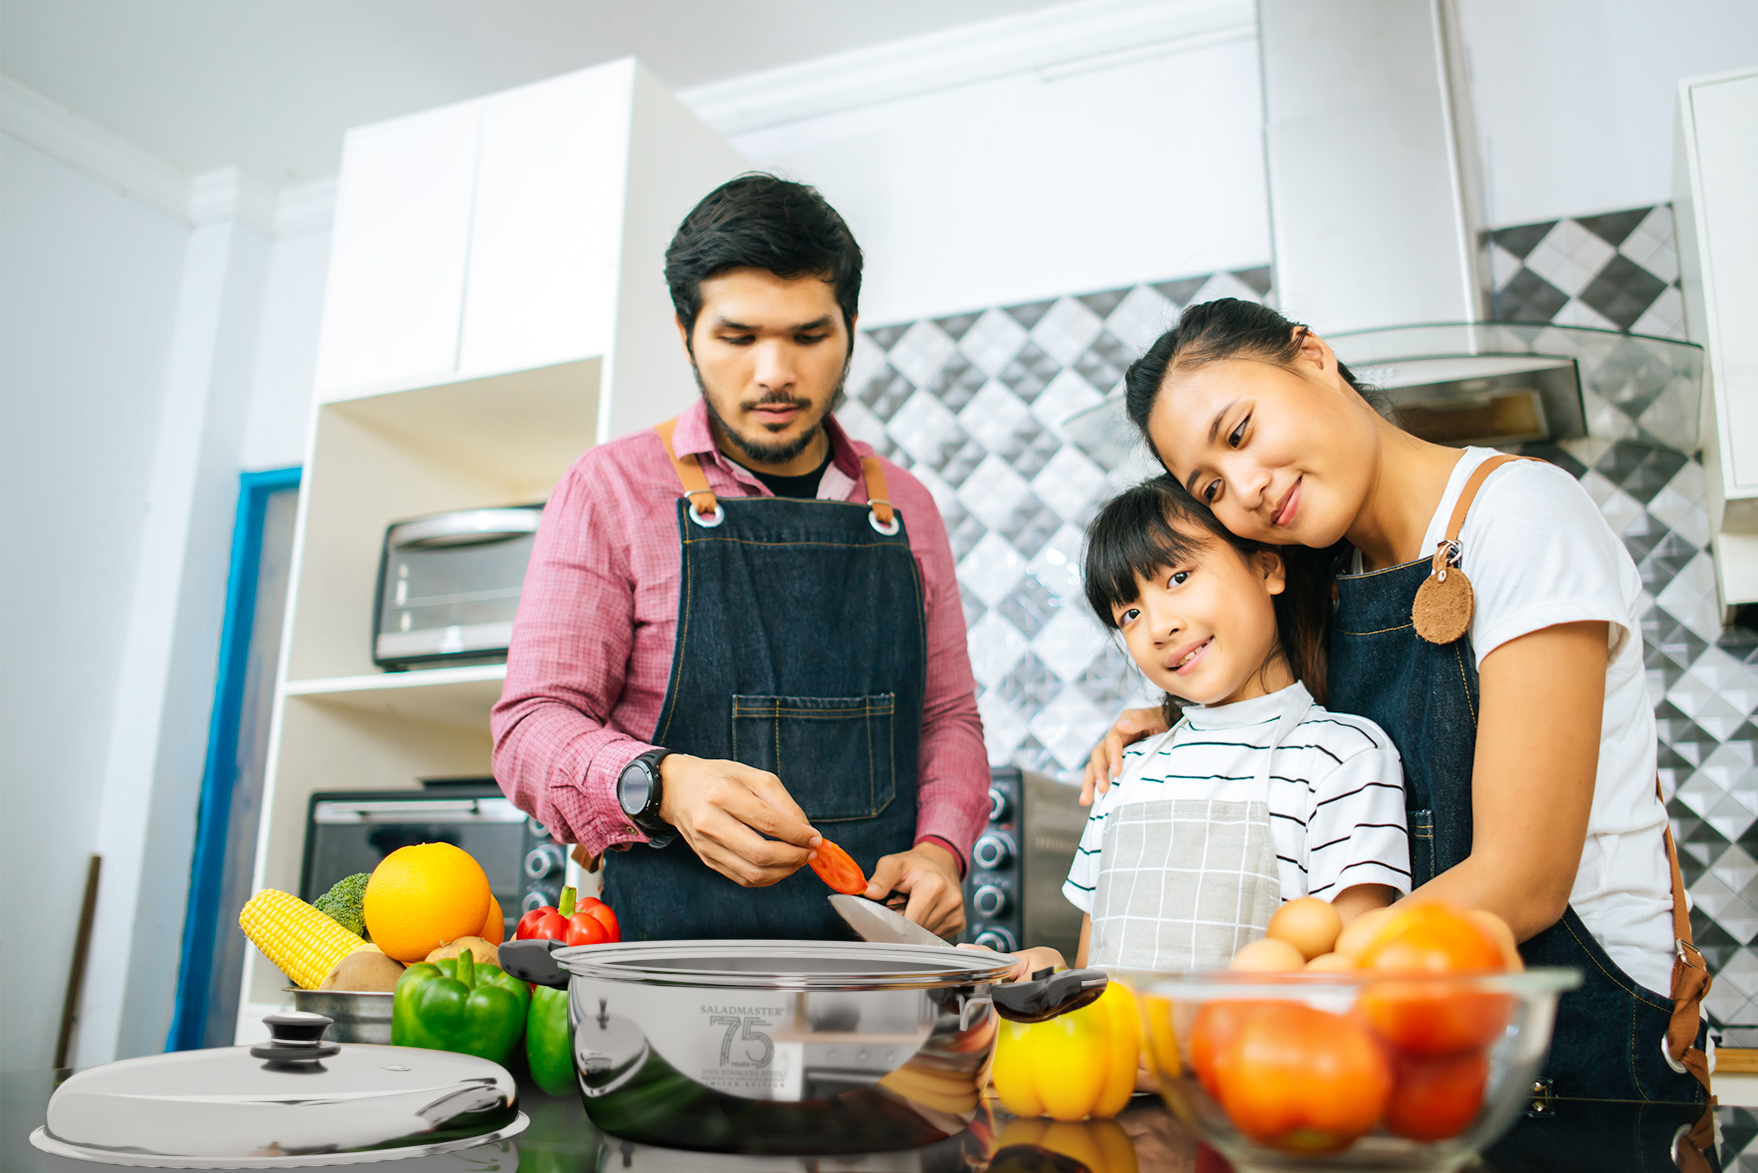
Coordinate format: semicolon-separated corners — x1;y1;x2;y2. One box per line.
250;1011;341;1064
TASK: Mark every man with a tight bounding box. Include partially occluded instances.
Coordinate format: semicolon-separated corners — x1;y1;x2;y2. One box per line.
491;174;989;940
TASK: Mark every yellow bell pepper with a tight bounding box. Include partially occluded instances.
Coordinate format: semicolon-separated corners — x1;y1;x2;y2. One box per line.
990;981;1140;1120
991;1117;1138;1173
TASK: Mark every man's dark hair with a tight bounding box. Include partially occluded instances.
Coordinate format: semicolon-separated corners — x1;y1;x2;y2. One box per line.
664;173;863;341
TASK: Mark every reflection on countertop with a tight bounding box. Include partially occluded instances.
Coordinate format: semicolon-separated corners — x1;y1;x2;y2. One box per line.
2;1066;1739;1173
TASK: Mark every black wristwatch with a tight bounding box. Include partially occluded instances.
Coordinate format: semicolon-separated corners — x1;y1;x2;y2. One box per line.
618;748;672;843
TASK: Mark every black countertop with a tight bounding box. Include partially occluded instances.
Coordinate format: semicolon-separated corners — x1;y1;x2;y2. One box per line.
4;1065;1741;1172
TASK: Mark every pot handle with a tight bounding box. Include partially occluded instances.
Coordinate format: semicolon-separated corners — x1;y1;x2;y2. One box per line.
498;939;569;989
991;967;1109;1023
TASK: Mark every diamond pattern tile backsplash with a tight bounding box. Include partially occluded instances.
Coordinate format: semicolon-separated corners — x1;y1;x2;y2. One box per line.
848;202;1758;1028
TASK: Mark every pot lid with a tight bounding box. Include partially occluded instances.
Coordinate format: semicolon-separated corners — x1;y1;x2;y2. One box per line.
551;939;1017;990
33;1012;524;1167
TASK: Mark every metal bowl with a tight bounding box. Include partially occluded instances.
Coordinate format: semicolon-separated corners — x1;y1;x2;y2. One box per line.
284;989;394;1044
1128;967;1581;1172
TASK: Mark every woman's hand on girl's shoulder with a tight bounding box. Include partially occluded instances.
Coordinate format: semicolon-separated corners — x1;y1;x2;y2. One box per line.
1081;707;1169;805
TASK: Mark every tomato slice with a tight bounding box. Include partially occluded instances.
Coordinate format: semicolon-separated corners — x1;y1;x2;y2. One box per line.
809;839;868;895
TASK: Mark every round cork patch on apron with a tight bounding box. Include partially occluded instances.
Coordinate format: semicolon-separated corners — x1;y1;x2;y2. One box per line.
1413;564;1474;644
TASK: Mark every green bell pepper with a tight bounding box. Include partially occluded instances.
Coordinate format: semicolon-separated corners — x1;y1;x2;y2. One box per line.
525;983;574;1096
392;949;529;1063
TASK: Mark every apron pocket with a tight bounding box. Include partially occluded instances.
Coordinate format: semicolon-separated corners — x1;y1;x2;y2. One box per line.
1409;808;1436;887
731;694;896;823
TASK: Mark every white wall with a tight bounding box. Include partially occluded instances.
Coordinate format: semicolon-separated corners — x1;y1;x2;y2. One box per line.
240;228;331;471
725;33;1271;326
1459;0;1758;227
0;132;190;1071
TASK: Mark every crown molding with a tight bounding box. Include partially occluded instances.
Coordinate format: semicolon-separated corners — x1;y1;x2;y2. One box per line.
678;0;1256;136
1;75;335;236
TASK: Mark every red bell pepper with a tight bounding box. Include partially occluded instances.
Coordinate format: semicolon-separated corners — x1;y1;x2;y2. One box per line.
514;887;622;944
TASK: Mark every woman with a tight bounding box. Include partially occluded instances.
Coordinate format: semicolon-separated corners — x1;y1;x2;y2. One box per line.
1087;298;1710;1108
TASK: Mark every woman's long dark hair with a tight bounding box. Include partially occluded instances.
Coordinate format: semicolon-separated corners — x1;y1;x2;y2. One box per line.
1113;298;1372;700
1083;476;1337;723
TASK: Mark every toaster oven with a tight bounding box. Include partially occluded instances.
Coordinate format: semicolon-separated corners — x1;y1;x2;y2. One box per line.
960;766;1086;960
373;504;543;670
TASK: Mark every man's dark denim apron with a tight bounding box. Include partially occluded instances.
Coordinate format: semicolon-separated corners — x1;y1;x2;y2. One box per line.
1329;458;1707;1119
601;419;924;942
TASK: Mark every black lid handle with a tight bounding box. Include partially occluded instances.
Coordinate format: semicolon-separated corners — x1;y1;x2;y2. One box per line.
251;1011;340;1064
498;938;570;989
991;968;1109;1023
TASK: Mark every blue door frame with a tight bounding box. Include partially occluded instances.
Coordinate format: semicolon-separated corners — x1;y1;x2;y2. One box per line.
167;466;301;1051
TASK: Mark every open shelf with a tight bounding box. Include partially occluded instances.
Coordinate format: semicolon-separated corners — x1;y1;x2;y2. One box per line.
285;663;509;727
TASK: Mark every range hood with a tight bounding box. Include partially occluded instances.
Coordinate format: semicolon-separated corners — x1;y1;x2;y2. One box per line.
1065;0;1702;466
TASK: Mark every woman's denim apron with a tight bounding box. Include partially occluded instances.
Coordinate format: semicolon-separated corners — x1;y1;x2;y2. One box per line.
601;421;925;942
1329;466;1706;1110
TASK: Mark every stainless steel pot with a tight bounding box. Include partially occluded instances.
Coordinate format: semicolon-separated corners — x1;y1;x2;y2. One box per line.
31;1012;526;1167
498;939;1106;1156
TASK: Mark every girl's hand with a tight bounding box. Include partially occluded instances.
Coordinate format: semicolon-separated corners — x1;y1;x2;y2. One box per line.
958;943;1066;982
1081;707;1168;805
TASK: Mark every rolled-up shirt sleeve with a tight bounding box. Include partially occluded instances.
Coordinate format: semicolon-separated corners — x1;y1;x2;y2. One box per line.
491;454;651;855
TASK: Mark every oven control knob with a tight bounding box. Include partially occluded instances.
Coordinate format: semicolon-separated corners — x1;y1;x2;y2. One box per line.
987;787;1010;822
972;884;1009;918
524;844;565;880
972;832;1015;871
974;927;1017;953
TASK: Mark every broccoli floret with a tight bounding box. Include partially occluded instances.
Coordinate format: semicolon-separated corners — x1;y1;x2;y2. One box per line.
313;873;371;939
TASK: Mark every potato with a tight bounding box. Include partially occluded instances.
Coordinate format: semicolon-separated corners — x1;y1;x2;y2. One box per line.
320;946;405;991
425;936;499;967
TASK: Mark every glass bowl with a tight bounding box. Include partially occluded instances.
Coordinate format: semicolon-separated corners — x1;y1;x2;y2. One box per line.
1125;968;1580;1172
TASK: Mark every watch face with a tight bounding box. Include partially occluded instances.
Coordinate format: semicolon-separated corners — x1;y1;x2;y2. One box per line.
619;764;652;815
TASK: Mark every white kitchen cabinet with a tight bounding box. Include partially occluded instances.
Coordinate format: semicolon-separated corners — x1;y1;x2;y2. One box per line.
237;62;744;1039
1676;67;1758;613
312;102;482;396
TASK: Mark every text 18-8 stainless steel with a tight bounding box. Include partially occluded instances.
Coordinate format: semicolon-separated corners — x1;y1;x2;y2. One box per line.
497;939;1105;1155
30;1013;525;1167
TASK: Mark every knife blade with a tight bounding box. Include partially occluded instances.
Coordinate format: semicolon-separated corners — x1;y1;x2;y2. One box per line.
828;893;946;947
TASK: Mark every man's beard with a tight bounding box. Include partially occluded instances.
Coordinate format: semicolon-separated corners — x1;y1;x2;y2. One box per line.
695;362;850;467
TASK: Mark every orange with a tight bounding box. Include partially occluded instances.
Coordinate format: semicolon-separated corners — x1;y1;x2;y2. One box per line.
364;843;492;963
478;894;505;945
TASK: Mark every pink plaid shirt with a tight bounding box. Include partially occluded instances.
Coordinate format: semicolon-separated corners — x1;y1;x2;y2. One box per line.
491;399;990;868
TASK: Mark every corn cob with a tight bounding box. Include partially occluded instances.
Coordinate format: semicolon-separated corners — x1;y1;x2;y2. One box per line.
240;888;365;989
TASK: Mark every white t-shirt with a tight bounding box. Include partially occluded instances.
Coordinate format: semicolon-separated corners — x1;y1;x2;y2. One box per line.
1413;447;1675;995
1064;682;1411;916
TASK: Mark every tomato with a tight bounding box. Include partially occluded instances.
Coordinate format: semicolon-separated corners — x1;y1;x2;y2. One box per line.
1214;1002;1391;1154
1356;904;1511;1054
808;838;868;895
1188;1000;1266;1100
1382;1048;1489;1141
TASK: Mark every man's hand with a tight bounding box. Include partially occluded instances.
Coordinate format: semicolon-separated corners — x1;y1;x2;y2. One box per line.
863;842;966;938
1080;707;1168;806
657;753;821;887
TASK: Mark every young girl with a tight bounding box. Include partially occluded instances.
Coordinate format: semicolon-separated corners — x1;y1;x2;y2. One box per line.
1028;475;1409;974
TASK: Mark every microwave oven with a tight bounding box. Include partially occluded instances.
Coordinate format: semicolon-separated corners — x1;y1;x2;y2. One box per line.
373;504;543;671
299;780;568;940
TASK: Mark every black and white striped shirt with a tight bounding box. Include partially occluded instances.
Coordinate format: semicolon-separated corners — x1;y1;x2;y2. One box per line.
1064;682;1411;912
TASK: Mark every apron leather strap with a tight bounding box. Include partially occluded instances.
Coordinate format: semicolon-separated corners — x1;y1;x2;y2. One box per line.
654;416;897;527
655;418;720;522
860;456;896;527
1660;774;1715;1092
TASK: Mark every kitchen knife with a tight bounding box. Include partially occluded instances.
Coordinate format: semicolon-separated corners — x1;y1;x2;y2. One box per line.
828;893;946;947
